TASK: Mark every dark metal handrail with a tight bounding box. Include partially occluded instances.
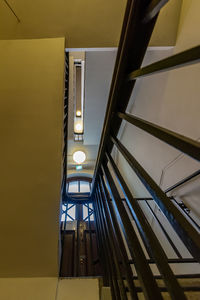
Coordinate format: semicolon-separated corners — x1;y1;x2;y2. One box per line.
111;134;200;260
99;175;138;299
117;112;200;161
165;169;200;193
102;163;163;300
91;0;160;193
128;45;200;80
61;52;69;201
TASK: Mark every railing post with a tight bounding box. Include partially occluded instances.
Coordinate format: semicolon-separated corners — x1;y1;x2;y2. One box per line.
111;134;200;261
105;151;187;299
94;190;121;299
98;173;139;300
96;182;128;300
93;193;110;287
102;163;163;300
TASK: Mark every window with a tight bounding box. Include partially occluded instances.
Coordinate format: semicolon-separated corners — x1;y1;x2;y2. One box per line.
80;181;90;193
68;181;78;193
83;203;94;221
61;204;67;221
67;179;91;193
61;203;94;222
66;204;76;221
61;204;76;222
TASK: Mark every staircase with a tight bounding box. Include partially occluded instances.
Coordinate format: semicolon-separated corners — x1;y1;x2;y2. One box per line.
125;278;200;300
61;1;200;299
56;277;200;300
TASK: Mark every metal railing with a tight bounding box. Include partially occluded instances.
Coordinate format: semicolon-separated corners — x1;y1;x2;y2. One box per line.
91;0;200;299
61;52;69;201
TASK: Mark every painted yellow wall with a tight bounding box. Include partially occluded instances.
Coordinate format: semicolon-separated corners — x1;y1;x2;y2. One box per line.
0;0;182;47
0;37;65;276
115;0;200;212
149;0;182;46
0;278;58;300
0;278;99;300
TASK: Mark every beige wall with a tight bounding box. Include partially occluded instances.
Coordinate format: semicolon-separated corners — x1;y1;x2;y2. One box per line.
149;0;182;46
0;38;65;276
115;0;200;214
0;278;58;300
0;0;182;47
0;278;99;300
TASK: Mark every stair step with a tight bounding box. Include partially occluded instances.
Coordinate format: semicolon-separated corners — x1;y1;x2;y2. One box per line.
126;278;200;288
101;287;112;300
127;291;200;300
124;278;200;300
100;278;200;300
57;278;100;300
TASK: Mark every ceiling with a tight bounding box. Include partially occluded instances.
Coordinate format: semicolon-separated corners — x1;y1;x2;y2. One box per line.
0;0;182;179
0;0;182;47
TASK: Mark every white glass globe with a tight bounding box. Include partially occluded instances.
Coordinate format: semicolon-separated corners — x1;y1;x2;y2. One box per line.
76;110;82;117
75;123;83;132
73;151;86;164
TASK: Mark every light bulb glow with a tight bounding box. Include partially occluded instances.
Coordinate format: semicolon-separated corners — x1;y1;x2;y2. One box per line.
73;151;86;164
76;110;81;117
75;123;83;132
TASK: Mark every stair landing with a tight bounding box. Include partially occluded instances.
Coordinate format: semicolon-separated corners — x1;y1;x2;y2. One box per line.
58;277;100;300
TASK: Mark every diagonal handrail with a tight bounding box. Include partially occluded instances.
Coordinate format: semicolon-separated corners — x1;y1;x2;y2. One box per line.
91;0;165;195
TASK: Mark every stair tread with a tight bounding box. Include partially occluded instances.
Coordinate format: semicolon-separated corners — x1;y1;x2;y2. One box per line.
124;277;200;288
127;291;200;300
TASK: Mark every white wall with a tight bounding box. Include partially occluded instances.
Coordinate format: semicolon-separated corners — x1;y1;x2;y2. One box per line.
115;0;200;215
110;0;200;264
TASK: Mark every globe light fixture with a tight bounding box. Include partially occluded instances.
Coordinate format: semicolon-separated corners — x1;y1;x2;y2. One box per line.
76;110;82;117
73;151;86;164
75;122;83;132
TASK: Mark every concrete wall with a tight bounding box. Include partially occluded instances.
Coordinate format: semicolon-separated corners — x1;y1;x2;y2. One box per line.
115;0;200;216
0;38;65;276
0;278;99;300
